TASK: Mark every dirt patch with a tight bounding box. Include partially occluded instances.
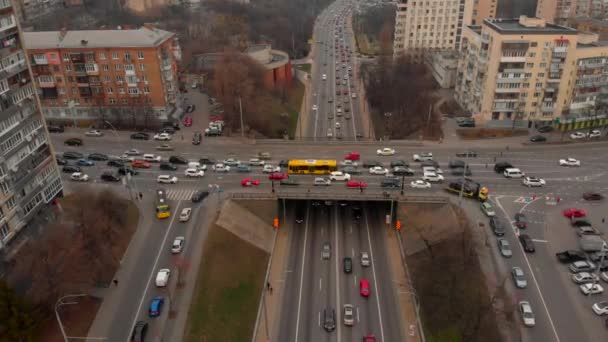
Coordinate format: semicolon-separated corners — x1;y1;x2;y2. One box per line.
457;128;528;140
439;99;467;118
34;296;101;342
398;203;504;342
184;225;269;342
235;199;278;225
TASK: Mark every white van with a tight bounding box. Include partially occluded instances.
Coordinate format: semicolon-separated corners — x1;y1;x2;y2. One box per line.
155;268;171;287
504;168;524;178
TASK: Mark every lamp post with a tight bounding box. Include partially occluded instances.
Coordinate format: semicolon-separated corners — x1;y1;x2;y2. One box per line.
400;174;405;195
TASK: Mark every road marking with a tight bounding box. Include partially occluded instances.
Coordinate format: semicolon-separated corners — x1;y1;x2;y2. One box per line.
318;311;321;327
294;203;310;342
494;196;561;342
357;306;360;323
364;206;385;342
319;277;323;291
334;204;342;341
126;200;182;342
532;239;548;243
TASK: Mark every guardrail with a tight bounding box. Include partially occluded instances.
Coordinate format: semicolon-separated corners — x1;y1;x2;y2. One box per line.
254;138;424;146
230;191;449;203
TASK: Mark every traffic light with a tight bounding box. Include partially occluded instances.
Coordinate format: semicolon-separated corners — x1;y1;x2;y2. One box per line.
273;218;279;228
395;220;402;230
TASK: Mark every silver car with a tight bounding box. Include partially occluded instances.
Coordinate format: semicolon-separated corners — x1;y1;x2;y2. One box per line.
498;238;512;258
511;267;527;289
314;177;331;186
343;304;354;326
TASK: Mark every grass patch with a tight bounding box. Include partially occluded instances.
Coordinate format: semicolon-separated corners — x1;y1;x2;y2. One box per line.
185;225;269;342
457;128;529;140
294;63;311;73
355;33;376;55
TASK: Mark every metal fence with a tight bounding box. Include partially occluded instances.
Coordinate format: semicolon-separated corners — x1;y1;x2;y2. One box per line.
230;191;448;203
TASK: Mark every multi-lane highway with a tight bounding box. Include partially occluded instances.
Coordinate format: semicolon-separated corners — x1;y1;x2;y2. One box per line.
278;201;402;341
308;0;363;140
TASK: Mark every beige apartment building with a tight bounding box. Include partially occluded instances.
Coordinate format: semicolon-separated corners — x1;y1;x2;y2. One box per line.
536;0;608;25
471;0;497;25
454;16;608;126
393;0;475;62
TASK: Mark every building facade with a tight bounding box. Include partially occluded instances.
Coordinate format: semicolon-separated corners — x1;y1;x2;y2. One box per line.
455;16;608;127
393;0;474;63
23;25;181;125
471;0;497;25
0;0;63;250
12;0;63;23
568;16;608;40
535;0;608;25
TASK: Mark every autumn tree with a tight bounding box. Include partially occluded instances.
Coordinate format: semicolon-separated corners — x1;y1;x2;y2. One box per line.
0;280;38;342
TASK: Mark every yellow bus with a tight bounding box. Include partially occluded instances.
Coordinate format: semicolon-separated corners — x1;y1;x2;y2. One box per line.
287;159;337;175
155;189;171;219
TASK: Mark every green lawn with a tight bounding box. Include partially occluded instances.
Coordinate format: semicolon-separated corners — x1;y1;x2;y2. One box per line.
286;82;305;138
184;225;269;342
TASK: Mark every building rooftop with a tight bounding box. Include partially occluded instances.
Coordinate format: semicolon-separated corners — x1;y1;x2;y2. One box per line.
23;26;175;49
484;17;577;35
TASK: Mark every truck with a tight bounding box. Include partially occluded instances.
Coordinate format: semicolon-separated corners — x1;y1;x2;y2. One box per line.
445;179;488;201
579;235;606;252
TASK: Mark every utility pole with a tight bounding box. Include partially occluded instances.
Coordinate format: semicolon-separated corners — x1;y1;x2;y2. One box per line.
239;96;244;138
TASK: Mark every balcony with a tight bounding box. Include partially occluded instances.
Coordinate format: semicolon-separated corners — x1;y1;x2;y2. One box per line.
124;68;135;76
0;0;11;10
85;64;99;75
495;86;521;94
38;77;55;88
162;59;172;71
32;55;48;65
12;143;51;187
0;14;16;34
0;59;27;79
500;55;526;63
70;53;85;63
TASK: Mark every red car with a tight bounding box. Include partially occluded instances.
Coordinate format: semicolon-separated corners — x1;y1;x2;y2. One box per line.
241;177;260;187
131;160;151;168
268;172;288;180
183;116;192;127
364;334;376;342
344;152;360;161
563;208;586;218
360;279;370;297
347;180;367;188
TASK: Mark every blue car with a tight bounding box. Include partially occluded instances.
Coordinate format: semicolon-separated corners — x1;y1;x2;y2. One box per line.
148;296;164;318
77;159;94;166
236;164;251;173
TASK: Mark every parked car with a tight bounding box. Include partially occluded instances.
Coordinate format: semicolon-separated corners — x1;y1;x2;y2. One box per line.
64;138;83;146
529;135;547;142
130;132;150;140
85;129;103;137
87;153;108;161
519;301;536;327
48;125;64;133
519;234;535;253
489;217;505;236
580;283;604;295
556;250;587;264
192;131;202;145
583;192;604;201
100;172;120;182
62;165;81;173
148;296;164;317
570;260;596;273
497;238;512;258
70;172;89;182
511;267;527;288
481;202;496;217
159;162;177;171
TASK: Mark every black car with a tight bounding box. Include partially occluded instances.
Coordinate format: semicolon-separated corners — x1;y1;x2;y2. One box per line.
341;166;361;175
63;151;84;159
107;159;125;167
519;234;535;253
529;135;547;142
583;192;604;201
451;167;472;176
279;160;289;168
352;206;362;220
295;207;305;223
192;190;209;203
494;162;513;173
323;308;336;332
64;138;83;146
130;132;150;140
118;167;138;176
131;321;148;342
199;157;216;165
455;150;477;157
88;153;108;161
62;165;81;173
514;213;528;229
555;250;587;263
186;104;196;113
56;156;67;165
362;160;382;168
390;160;408;168
489;217;505;236
163;121;180;131
537;125;554;133
420;160;439;168
169;155;188;164
100;172;120;182
343;257;353;273
192;132;202;145
448;160;466;168
392;167;414;176
571;219;592;228
160;162;178;171
381;178;401;189
48;125;64;133
159;127;175;135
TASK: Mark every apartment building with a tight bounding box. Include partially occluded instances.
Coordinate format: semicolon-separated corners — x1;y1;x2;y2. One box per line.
568;16;608;40
471;0;497;25
12;0;63;22
454;16;608;126
0;0;63;249
535;0;608;25
23;25;182;125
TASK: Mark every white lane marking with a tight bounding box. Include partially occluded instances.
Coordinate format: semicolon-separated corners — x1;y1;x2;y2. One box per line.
126;200;182;342
351;247;355;258
364;207;385;342
334;204;342;341
532;239;548;243
494;196;561;342
319;277;323;291
318;311;321;327
294;204;310;342
356;306;360;323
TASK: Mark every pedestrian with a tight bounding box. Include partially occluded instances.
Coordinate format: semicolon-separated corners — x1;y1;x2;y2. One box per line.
603;218;605;223
500;151;503;157
181;134;184;140
359;186;363;193
267;281;271;290
139;192;143;200
113;279;118;286
269;286;273;295
485;163;488;169
506;145;510;151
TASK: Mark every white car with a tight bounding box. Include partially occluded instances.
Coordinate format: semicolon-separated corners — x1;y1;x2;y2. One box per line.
412;152;433;161
248;158;265;166
340;160;358;167
157;175;178;184
422;172;444;183
572;272;600;284
522;176;546;187
343;304;354;326
171;236;185;253
312;104;318;111
85;129;103;137
519;301;535;327
314;177;331;186
410;180;431;189
223;158;240;166
154;133;172;141
376;148;396;156
179;208;192;222
124;149;141;156
143;154;162;162
212;163;230;172
570;132;586;140
592;301;608;315
155;268;171;287
322;74;327;80
185;168;204;177
422;166;443;174
351;93;357;98
119;154;135;162
559;158;581;167
588;129;601;138
369;166;389;175
70;172;89;182
580;283;604;295
263;164;281;173
360;252;370;266
329;171;351;181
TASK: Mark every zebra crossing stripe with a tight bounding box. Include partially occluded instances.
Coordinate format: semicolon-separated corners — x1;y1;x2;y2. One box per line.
166;189;195;201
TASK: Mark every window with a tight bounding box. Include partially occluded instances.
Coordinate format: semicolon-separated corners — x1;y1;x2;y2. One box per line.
531;42;538;47
111;52;118;59
104;75;111;83
535;82;542;87
6;196;15;210
139;64;145;71
65;64;71;71
62;53;69;61
116;75;123;82
99;52;106;59
102;64;109;71
538;73;545;77
107;87;113;94
128;87;138;94
125;52;131;60
124;64;134;72
119;88;125;94
109;98;116;104
137;51;144;59
114;64;121;71
58;87;65;95
121;99;128;104
526;63;534;68
0;182;9;195
143;86;150;93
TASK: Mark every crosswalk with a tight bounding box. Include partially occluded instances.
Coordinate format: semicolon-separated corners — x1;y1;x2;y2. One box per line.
165;189;197;201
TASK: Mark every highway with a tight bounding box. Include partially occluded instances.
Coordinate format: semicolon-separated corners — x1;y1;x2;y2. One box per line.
308;0;362;140
277;201;402;342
